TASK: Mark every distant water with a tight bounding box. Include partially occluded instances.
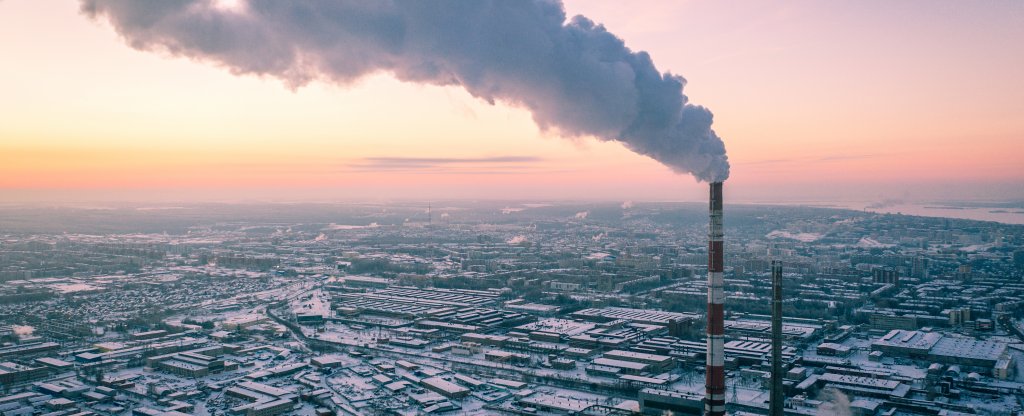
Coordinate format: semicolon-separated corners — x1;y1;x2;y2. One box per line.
823;202;1024;225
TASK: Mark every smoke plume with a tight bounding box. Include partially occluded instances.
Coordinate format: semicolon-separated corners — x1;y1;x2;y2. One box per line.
816;388;853;416
13;325;34;336
80;0;730;182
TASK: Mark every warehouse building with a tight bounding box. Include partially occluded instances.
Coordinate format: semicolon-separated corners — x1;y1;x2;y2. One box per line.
638;388;703;415
870;330;942;358
420;376;471;399
817;373;911;399
601;350;674;372
871;330;1008;372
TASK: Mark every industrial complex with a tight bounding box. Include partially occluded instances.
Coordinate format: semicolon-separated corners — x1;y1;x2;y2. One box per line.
0;199;1022;415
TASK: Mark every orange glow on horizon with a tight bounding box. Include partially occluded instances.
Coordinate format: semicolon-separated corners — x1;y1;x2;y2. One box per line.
0;0;1021;202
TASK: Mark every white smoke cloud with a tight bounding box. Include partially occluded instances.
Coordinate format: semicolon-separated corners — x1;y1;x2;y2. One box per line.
13;325;34;336
507;235;528;245
574;210;589;219
80;0;730;182
816;388;853;416
621;200;634;209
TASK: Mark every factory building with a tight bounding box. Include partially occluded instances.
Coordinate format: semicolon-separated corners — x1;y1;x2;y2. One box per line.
816;373;911;399
420;376;471;399
0;362;49;385
638;388;703;415
571;307;700;327
871;329;1009;373
601;350;674;372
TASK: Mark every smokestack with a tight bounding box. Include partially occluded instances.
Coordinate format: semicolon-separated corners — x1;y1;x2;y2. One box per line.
706;181;725;416
770;260;784;416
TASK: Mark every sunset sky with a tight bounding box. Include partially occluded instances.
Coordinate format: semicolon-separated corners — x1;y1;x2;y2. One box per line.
1;0;1021;203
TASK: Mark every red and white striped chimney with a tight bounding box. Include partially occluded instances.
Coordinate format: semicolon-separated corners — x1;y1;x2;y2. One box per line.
706;181;726;416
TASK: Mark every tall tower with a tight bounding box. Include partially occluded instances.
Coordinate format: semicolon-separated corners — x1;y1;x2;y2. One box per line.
706;182;726;416
770;260;784;416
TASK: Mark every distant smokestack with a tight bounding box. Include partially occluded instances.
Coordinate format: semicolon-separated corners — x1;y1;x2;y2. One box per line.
770;260;784;416
706;182;725;416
